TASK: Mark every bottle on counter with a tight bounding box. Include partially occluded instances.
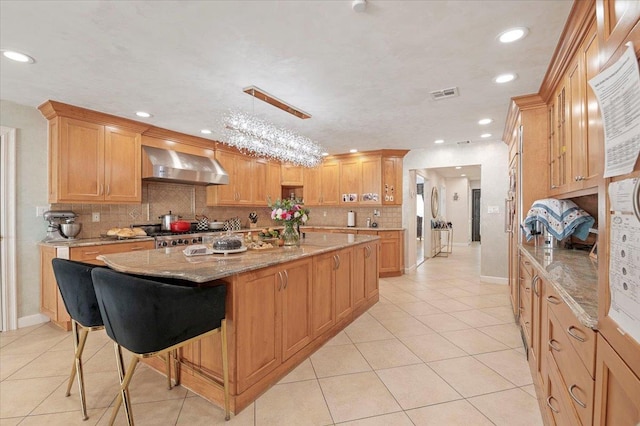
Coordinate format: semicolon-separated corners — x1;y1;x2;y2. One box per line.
366;217;371;227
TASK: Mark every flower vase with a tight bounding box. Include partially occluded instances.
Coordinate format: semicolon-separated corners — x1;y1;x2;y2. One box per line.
282;221;300;247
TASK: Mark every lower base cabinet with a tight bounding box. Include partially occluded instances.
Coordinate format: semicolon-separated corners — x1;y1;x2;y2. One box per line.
593;334;640;426
40;240;155;330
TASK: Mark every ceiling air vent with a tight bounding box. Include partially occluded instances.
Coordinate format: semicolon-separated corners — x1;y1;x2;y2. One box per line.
456;140;471;145
429;87;459;100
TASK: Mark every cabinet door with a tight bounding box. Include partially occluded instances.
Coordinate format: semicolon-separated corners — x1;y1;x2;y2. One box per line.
104;126;142;203
251;159;268;205
378;231;401;276
583;24;603;185
320;161;340;205
353;245;367;309
265;161;281;205
382;157;402;205
596;0;640;66
210;150;237;205
312;252;336;337
340;159;360;204
236;267;281;393
281;259;312;361
594;334;640;426
303;166;322;205
551;84;570;195
334;248;353;322
59;118;105;201
364;242;379;299
567;55;586;192
235;155;254;204
281;164;303;185
360;156;382;204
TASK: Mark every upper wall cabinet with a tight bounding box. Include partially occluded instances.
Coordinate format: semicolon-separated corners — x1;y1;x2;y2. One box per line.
39;101;146;204
207;149;273;206
596;0;640;68
303;160;340;206
281;164;304;186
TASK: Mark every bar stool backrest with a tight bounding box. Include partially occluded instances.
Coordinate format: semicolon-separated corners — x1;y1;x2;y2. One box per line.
52;258;104;328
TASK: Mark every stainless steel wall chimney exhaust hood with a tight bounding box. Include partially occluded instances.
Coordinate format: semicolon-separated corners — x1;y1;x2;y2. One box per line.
142;146;229;185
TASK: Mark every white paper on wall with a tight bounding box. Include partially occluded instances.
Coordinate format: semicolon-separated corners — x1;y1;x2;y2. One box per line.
608;178;640;344
588;42;640;178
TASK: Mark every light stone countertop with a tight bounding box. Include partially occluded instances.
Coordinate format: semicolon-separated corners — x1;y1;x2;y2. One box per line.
301;226;405;231
98;233;379;283
39;236;155;248
520;245;598;329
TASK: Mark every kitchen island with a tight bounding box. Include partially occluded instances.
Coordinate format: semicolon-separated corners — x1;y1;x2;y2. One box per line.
98;233;380;415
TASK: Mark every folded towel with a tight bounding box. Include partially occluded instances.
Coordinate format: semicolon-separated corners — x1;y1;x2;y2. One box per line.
521;198;595;242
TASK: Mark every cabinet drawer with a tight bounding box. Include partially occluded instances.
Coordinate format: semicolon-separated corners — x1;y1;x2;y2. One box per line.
545;353;581;426
377;231;398;240
520;255;534;279
70;241;154;264
547;309;594;426
520;286;532;347
546;284;596;377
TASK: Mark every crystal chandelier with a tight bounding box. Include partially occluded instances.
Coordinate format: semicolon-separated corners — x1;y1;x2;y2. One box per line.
223;110;324;168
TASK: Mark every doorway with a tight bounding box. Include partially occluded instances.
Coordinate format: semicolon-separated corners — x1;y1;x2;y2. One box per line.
472;188;481;242
416;176;425;265
1;126;18;331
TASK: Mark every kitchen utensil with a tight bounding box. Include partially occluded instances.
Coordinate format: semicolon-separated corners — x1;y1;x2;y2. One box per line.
196;215;209;231
170;220;191;232
209;221;225;230
159;211;180;231
60;222;82;239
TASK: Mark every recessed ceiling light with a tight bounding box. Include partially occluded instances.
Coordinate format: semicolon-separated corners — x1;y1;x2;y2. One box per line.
1;49;35;63
322;152;329;156
478;118;493;125
481;133;492;138
455;166;462;169
200;129;212;135
350;149;358;153
495;73;517;84
135;111;152;118
434;139;444;144
461;174;466;177
498;27;529;43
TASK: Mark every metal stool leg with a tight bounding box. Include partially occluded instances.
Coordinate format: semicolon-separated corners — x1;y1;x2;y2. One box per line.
66;320;90;420
111;343;137;426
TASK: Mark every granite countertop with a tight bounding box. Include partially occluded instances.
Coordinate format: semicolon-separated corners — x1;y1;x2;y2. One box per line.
98;233;379;283
301;226;405;231
520;245;598;329
39;236;155;248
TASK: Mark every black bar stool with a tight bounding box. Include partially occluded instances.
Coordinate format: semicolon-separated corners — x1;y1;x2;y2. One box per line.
51;258;106;420
91;268;230;425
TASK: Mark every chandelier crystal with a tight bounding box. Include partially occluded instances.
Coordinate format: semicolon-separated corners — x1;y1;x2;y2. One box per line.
223;111;324;168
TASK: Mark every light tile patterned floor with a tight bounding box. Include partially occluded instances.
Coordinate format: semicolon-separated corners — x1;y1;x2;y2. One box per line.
0;245;543;425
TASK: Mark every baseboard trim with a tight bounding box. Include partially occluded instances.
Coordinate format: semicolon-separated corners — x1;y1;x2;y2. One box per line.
480;275;508;285
18;313;50;329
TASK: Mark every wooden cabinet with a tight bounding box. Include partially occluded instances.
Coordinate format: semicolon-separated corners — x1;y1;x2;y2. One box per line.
596;0;640;67
47;117;142;203
207;150;270;206
235;258;312;393
281;164;303;186
303;160;340;206
353;241;379;309
339;158;361;204
377;230;403;277
360;155;382;205
265;161;281;204
382;156;403;205
40;240;155;330
311;247;353;338
594;334;640;425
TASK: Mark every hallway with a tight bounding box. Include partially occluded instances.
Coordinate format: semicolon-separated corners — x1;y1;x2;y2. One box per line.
0;245;541;425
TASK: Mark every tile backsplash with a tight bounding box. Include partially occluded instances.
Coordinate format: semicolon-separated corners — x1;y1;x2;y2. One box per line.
51;183;402;239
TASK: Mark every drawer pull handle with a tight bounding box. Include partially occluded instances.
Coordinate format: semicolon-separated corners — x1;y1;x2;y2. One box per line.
130;247;146;251
524;261;531;266
532;275;540;297
568;385;587;408
548;339;561;351
525;287;531;293
546;396;560;413
82;251;100;255
567;326;586;342
546;295;562;305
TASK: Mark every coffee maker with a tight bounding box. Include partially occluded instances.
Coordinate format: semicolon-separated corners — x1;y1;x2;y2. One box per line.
43;210;80;241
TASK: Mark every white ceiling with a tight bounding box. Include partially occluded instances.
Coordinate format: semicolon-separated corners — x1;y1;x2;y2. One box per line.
0;0;573;156
427;165;482;181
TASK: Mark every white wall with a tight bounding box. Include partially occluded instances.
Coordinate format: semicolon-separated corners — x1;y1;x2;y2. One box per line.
445;177;470;245
403;140;508;282
0;100;49;324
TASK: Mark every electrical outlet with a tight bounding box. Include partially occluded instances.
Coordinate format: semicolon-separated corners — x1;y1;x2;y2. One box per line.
36;206;48;217
373;209;380;217
92;212;101;222
323;211;327;217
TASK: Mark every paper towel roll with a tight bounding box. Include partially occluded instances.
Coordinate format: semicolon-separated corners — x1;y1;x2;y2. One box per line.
347;211;355;227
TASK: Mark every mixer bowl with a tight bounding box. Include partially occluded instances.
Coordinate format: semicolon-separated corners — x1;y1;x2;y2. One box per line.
60;223;82;239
